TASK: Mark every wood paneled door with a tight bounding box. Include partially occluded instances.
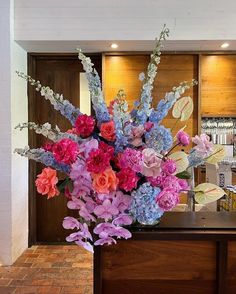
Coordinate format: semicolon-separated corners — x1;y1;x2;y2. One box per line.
28;54;102;244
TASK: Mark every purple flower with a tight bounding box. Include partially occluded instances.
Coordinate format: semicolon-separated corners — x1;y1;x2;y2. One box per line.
67;196;84;210
94;236;117;246
112;214;133;226
110;227;132;239
62;217;81;230
112;191;132;213
93;223;115;235
66;222;92;241
79;206;96;222
177;130;190;146
80;139;98;158
94;199;119;221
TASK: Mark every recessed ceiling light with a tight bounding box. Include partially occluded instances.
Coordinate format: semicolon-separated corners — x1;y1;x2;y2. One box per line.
221;42;229;48
111;43;118;49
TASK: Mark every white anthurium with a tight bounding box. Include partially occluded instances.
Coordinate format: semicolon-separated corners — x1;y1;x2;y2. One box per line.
194;183;225;205
172;96;193;121
206;144;226;164
168;151;189;174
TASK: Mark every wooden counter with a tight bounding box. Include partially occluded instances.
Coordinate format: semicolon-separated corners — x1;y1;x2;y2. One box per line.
94;212;236;294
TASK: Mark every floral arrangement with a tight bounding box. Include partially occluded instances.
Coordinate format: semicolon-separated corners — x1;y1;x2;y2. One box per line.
15;26;225;252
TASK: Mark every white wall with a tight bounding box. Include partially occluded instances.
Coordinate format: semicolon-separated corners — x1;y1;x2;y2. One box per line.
0;0;28;266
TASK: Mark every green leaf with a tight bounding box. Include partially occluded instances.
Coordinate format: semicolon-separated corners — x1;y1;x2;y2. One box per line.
194;183;225;205
176;170;191;179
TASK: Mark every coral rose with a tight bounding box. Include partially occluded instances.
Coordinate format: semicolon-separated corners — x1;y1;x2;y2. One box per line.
100;121;116;141
35;167;60;199
92;168;118;194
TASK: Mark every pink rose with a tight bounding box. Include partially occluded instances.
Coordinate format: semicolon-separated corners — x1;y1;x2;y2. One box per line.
177;130;190;146
52;138;79;164
74;114;95;138
141;148;162;177
35;167;59;199
100;121;116;141
130;126;145;147
156;188;179;211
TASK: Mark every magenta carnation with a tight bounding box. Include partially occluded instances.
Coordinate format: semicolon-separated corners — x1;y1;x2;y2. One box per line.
74;114;95;137
117;168;139;192
52;138;79;164
119;148;143;173
86;149;110;173
99;141;115;160
156;188;179;211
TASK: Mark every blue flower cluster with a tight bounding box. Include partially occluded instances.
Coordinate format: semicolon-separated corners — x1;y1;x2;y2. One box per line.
149;99;173;124
54;100;80;125
188;150;204;167
145;125;173;153
130;183;164;225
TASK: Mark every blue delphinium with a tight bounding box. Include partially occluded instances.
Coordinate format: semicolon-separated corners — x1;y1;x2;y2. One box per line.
188;149;205;167
149;99;173;124
130;183;164;225
145;125;173;153
54;100;80;125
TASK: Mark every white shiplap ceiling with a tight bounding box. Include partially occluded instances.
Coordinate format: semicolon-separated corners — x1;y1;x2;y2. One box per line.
14;0;236;52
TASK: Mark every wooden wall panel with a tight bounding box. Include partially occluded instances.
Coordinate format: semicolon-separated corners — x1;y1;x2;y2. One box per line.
227;242;236;293
201;55;236;116
104;54;199;140
101;240;216;294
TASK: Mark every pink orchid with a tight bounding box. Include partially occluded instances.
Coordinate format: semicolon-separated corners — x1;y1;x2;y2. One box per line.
110;227;132;239
112;191;132;213
79;139;98;159
94;236;117;246
94;199;119;221
62;217;81;230
75;240;94;253
112;214;133;226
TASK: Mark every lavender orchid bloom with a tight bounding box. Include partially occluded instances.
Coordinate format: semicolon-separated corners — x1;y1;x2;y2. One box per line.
80;139;99;158
94;231;117;246
110;227;132;239
75;239;94;253
112;191;132;213
62;217;81;230
112;214;133;226
94;199;119;221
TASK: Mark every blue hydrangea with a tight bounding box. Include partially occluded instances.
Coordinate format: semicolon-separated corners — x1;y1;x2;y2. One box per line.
130;183;164;225
188;149;204;167
145;125;173;153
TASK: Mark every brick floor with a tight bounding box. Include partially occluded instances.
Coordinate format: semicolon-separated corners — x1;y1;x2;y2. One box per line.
0;245;93;294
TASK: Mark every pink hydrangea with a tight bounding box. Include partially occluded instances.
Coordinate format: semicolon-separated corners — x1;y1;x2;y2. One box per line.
119;148;143;173
74;114;95;137
156;188;179;211
52;138;79;164
192;134;214;157
141;148;162;177
86;149;111;173
117;168;139;192
161;159;177;175
176;130;190;146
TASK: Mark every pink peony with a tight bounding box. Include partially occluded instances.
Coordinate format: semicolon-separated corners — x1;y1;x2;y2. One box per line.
86;149;111;173
119;148;143;173
162;175;182;192
147;175;164;187
192;134;214;157
156;188;179;211
100;121;116;141
161;159;177;175
130;126;145;147
52;138;79;164
35;167;60;199
74;114;95;137
117;168;139;192
178;179;189;191
176;130;190;146
141;148;162;177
